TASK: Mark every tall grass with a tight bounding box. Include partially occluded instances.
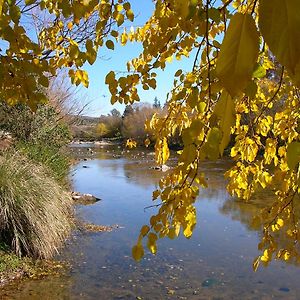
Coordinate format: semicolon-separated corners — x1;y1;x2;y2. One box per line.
0;152;73;258
17;142;70;184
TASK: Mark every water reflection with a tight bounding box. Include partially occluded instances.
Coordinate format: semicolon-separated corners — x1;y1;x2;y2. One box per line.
2;145;300;299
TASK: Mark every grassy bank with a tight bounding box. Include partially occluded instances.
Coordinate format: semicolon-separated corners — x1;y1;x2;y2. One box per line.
0;247;68;287
0;84;77;287
0;149;74;286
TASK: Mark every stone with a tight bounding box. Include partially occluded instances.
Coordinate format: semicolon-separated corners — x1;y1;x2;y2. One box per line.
72;192;101;205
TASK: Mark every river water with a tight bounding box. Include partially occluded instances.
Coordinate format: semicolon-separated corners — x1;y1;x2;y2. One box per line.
1;144;300;299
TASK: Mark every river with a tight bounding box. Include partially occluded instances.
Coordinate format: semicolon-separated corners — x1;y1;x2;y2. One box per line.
1;144;300;299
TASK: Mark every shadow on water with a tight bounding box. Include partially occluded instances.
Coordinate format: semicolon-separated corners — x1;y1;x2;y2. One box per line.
1;144;300;299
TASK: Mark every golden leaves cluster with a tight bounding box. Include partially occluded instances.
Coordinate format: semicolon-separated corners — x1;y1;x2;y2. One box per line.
104;1;300;267
0;0;134;109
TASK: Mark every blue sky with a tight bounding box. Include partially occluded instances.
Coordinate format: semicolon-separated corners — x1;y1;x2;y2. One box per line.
82;0;195;116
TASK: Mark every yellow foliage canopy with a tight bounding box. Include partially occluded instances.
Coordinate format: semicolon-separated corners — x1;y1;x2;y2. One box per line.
104;0;299;269
0;0;134;109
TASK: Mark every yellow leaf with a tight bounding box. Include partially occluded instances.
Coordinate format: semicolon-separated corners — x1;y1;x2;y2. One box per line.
213;91;236;155
25;0;36;5
105;40;114;50
105;71;115;84
259;0;300;86
204;127;222;160
216;13;260;96
85;39;93;52
284;251;291;261
183;209;196;238
168;228;177;240
115;13;124;26
162;138;169;164
140;225;150;237
147;239;157;254
148;232;157;242
144;138;151;148
287;142;300;170
67;22;73;30
121;32;127;45
86;49;97;65
132;244;144;261
277;218;284;228
39;75;49;88
123;2;131;10
152;189;160;200
252;256;260;272
147;233;157;254
126;9;134;22
115;4;123;12
261;249;270;262
155;138;169;165
175;69;182;77
126;139;137;148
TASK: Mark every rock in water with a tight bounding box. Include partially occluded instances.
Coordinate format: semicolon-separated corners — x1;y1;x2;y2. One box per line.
72;192;101;205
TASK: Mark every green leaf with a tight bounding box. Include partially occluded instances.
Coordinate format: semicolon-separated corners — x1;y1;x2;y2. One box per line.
213;91;236;155
287;142;300;170
259;0;300;86
216;13;260;96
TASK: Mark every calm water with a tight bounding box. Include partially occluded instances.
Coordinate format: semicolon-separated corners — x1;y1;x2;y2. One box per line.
1;144;300;299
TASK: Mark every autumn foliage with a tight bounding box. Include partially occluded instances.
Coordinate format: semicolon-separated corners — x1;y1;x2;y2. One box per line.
1;0;299;270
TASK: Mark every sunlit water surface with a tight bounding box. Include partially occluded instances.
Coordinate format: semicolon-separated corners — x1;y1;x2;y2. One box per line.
1;144;300;299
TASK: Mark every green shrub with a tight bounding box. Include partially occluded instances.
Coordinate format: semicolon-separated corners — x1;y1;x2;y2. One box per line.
0;103;72;148
0;152;73;258
16;142;70;184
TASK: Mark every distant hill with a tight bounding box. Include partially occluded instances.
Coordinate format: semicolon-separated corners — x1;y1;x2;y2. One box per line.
67;115;101;140
69;115;100;126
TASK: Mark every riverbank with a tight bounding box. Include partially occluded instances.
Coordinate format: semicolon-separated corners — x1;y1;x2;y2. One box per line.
0;250;68;288
69;140;117;146
0;146;73;288
1;145;299;299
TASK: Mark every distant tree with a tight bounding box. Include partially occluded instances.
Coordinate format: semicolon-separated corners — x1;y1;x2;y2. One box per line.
121;103;158;140
96;110;122;138
122;105;134;119
96;123;109;138
153;97;161;109
110;108;121;118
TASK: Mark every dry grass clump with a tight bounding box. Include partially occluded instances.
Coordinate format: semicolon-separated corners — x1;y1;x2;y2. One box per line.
0;152;73;258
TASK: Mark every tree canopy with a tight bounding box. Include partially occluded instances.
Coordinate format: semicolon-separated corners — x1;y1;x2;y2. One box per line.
1;0;300;271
